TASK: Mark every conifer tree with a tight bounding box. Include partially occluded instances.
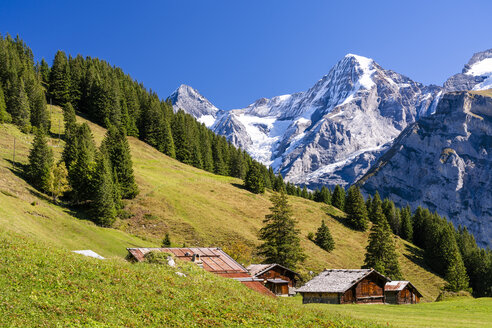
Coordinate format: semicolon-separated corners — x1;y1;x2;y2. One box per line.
27;129;53;192
12;78;31;132
319;186;331;204
39;58;50;89
244;162;265;194
162;233;171;247
444;252;470;292
301;185;309;198
91;151;117;226
101;124;138;199
331;185;345;210
29;83;49;132
258;191;306;269
345;186;369;231
314;220;335;252
400;205;413;242
49;50;71;106
67;123;96;203
383;198;400;235
0;84;12;123
363;194;403;280
63;102;77;139
273;173;285;192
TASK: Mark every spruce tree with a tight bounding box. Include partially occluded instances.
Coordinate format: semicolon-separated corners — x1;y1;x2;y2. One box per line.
29;83;49;132
400;205;413;242
314;220;335;252
63;102;77;140
162;233;171;247
12;78;31;132
319;186;331;204
301;185;309;198
27;129;54;192
49;50;71;106
258;191;306;269
244;162;265;194
91;151;117;226
383;198;400;235
345;186;369;231
0;84;11;123
331;185;345;210
101;124;139;199
67;123;96;203
363;194;403;280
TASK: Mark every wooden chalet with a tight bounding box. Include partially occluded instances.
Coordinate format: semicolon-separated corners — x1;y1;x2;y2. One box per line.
296;269;390;304
247;263;301;296
385;281;422;304
126;247;274;296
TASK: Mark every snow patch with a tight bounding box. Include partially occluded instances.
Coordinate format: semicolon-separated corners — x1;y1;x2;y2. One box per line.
198;114;216;127
467;58;492;76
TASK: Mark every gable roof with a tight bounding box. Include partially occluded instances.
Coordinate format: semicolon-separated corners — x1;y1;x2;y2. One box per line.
126;247;248;274
296;269;390;293
385;281;423;297
247;263;300;278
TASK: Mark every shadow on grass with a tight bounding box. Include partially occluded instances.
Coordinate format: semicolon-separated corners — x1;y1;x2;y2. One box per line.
402;243;442;277
6;158;97;225
321;205;353;229
231;183;249;191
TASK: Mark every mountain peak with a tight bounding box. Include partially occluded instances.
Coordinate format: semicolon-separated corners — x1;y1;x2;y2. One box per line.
169;84;219;125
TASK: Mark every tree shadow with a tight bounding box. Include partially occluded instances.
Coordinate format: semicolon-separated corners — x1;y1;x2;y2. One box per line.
321;205;352;229
402;243;441;277
231;182;248;191
6;159;28;179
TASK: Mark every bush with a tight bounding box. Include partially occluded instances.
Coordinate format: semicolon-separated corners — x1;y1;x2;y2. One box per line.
144;251;173;265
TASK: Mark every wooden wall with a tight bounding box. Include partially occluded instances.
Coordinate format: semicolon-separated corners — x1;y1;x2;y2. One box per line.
257;267;297;287
301;292;340;304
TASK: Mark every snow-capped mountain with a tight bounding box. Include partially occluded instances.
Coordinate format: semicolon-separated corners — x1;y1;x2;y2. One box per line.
169;84;220;127
171;54;442;188
444;49;492;92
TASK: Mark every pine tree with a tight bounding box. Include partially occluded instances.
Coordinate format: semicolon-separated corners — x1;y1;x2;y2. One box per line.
63;102;77;139
363;194;403;280
314;220;335;252
91;151;117;226
244;162;265;194
400;205;413;242
101;124;139;199
39;58;50;89
301;185;309;198
49;50;71;106
383;198;400;235
345;186;369;231
319;186;331;204
444;253;470;292
67;123;96;203
27;129;54;192
0;83;11;123
12;78;31;132
162;233;171;247
331;185;345;210
257;191;306;269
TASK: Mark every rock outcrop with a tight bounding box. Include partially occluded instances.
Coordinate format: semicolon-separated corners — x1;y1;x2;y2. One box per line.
359;91;492;247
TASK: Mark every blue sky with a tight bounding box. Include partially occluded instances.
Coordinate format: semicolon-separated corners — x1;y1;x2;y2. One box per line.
1;0;491;109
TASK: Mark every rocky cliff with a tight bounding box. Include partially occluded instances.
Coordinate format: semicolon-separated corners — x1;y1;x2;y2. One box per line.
359;91;492;247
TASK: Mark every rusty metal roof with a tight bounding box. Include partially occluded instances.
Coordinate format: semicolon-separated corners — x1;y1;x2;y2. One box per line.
296;269;390;293
127;247;248;274
247;263;300;278
385;281;423;297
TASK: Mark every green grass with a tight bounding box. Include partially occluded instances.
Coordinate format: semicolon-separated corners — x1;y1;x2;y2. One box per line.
0;229;376;327
0;106;445;300
293;297;492;328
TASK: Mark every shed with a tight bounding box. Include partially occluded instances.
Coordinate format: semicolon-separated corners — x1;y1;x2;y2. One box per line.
126;247;274;296
247;263;301;296
385;281;422;304
296;269;390;304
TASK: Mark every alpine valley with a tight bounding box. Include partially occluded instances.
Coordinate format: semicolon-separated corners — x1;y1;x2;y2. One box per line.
171;50;492;247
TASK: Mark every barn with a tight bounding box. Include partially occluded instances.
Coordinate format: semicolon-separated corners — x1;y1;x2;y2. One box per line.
385;281;422;304
127;247;274;296
247;263;301;296
296;269;390;304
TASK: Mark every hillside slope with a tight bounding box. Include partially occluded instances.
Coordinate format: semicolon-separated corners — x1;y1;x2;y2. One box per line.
75;107;445;300
0;106;445;300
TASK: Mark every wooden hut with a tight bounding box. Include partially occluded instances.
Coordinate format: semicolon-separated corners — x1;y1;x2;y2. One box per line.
296;269;390;304
247;263;301;296
385;281;422;304
127;247;274;296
